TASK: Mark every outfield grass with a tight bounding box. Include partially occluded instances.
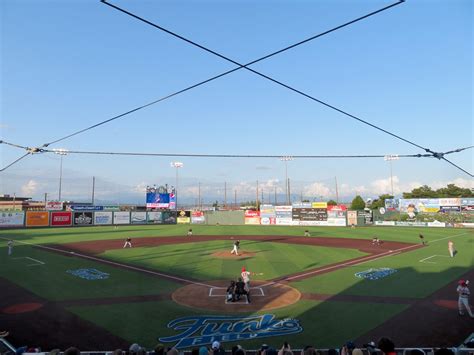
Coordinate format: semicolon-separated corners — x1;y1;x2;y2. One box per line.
101;240;367;281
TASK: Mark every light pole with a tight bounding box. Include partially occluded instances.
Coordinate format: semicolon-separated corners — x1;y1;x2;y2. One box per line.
280;156;293;205
54;149;68;201
170;162;183;211
384;155;399;196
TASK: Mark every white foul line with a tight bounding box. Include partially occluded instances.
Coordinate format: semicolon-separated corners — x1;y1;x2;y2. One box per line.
1;237;214;288
13;256;45;266
261;232;470;287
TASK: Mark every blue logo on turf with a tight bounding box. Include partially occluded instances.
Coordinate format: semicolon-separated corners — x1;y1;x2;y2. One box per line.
355;268;397;280
159;314;302;349
66;268;110;280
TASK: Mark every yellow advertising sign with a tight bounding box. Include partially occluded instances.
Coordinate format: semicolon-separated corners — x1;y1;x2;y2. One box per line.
312;202;328;209
26;211;49;227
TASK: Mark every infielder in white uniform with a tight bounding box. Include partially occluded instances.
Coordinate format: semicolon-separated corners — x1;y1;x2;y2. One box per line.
448;241;455;257
231;240;240;256
123;237;132;248
7;240;13;256
457;280;473;317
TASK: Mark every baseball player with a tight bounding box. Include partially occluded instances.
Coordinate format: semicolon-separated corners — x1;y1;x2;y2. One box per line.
457;280;473;317
231;240;240;256
7;240;13;256
187;229;193;236
418;233;426;245
123;237;132;248
304;230;310;237
241;266;252;292
448;240;455;257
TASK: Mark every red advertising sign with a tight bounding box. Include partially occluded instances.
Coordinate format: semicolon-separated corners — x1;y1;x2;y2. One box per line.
327;205;347;211
245;210;260;217
50;212;72;226
191;211;204;217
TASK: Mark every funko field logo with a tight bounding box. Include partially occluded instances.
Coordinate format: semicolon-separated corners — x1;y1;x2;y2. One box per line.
67;268;110;280
159;314;302;349
355;268;397;280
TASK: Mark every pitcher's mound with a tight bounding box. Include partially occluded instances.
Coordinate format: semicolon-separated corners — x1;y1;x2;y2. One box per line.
211;251;256;258
172;281;300;312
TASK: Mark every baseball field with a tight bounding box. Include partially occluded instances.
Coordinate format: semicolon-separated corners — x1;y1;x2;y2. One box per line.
0;225;473;351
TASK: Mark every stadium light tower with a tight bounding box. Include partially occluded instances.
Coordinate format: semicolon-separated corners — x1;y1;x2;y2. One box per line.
53;149;68;201
384;155;399;196
280;156;293;205
170;162;183;210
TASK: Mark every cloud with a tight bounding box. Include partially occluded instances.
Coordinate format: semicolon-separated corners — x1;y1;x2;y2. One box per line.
21;180;39;196
304;182;332;197
131;182;148;194
256;166;272;170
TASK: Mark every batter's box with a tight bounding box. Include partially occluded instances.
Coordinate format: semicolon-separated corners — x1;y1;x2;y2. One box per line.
208;287;265;298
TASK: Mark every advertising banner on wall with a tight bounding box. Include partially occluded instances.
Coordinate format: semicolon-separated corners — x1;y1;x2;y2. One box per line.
358;210;373;224
131;212;147;224
162;211;177;224
147;211;163;224
0;212;25;227
384;199;400;211
311;202;328;209
292;208;327;221
260;205;276;217
327;218;347;226
191;211;205;224
50;212;72;226
46;201;64;211
113;212;130;225
275;206;292;225
347;211;357;226
292;202;312;208
260;217;276;225
439;198;461;207
327;205;347;218
245;210;260;225
26;211;49;227
73;212;93;226
461;198;474;212
177;210;191;224
440;206;461;213
94;211;113;225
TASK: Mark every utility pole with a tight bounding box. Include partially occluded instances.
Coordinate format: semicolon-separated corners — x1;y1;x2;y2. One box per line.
280;156;293;205
224;181;227;208
234;189;237;208
198;182;201;210
92;176;96;205
44;192;48;204
261;189;264;204
335;176;339;204
274;187;277;205
170;162;183;211
384;155;399;196
288;178;291;204
256;180;259;209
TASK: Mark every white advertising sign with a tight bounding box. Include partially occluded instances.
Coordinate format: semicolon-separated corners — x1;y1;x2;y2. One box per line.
94;211;113;225
113;211;130;225
0;212;25;227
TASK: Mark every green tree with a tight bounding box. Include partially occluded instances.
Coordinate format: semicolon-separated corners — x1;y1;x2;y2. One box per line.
370;194;394;210
403;185;436;198
327;200;338;206
350;195;366;210
436;184;473;197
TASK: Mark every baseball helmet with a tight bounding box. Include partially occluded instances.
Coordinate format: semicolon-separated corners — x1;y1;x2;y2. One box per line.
242;267;246;272
458;279;466;285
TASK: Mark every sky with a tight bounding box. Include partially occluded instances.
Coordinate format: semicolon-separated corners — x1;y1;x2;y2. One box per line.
1;0;472;205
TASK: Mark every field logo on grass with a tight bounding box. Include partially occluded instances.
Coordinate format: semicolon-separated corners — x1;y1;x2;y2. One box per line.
355;268;397;280
66;268;109;280
159;314;302;349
